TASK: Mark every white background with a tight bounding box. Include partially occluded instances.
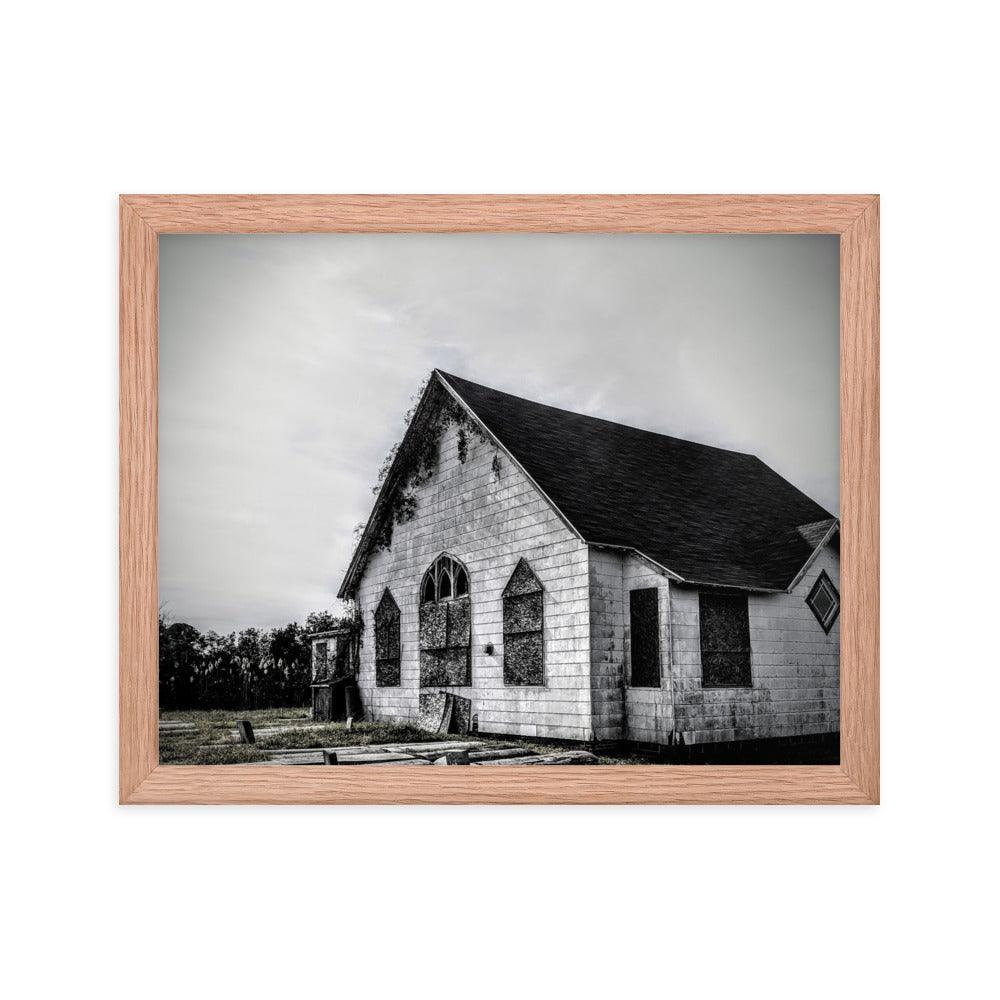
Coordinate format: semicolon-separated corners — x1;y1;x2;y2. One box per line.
2;2;996;998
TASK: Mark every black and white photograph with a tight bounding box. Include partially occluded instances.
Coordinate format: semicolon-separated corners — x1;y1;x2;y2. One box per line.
15;0;1000;994
158;233;841;767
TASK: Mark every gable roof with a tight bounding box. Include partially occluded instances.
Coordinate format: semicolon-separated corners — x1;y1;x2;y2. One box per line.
437;371;836;592
340;370;837;596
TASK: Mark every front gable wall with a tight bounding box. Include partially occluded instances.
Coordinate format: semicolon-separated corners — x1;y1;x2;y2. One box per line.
352;420;592;741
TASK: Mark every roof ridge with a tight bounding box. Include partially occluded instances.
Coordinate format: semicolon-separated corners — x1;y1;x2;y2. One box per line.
435;369;759;461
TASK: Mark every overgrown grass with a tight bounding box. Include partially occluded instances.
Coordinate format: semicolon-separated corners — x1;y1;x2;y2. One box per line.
190;745;269;765
158;707;312;764
158;709;655;765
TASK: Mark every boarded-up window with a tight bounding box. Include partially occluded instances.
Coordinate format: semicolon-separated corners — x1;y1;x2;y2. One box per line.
374;589;401;687
699;592;752;688
629;588;660;687
419;554;471;686
503;559;544;685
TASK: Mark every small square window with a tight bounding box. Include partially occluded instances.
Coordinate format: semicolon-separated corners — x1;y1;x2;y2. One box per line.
806;570;840;633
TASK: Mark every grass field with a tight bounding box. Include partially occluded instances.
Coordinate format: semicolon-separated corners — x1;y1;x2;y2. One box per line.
158;708;653;765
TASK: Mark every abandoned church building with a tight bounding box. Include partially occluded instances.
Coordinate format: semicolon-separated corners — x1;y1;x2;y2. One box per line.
321;370;840;758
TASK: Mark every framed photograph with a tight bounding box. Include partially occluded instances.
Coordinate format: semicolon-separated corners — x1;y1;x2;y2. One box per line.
120;194;878;804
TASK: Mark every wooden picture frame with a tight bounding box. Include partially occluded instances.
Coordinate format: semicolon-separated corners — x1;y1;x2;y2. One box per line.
120;194;879;804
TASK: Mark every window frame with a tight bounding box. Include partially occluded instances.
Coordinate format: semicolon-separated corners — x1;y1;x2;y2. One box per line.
628;587;661;688
502;558;545;687
698;590;753;689
418;553;472;687
420;553;469;605
374;588;401;687
806;569;841;633
313;640;329;681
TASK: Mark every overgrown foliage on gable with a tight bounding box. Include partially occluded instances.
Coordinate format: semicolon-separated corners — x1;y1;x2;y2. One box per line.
350;374;490;586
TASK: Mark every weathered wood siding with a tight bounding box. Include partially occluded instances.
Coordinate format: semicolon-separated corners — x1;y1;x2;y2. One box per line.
670;544;841;744
590;544;840;746
588;549;674;743
353;421;593;740
623;556;675;744
588;548;625;742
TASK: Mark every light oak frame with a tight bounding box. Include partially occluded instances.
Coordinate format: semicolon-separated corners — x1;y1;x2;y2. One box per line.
120;194;879;804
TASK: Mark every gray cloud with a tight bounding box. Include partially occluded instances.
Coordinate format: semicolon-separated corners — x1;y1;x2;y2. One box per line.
159;234;839;632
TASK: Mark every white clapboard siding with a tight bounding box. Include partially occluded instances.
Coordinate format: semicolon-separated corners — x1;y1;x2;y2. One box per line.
353;421;593;741
668;544;841;745
587;549;674;743
586;542;839;746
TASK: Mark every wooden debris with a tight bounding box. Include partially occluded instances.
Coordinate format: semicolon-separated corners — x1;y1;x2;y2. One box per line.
250;755;324;765
386;741;484;755
236;720;255;744
197;731;599;767
467;747;535;762
417;691;449;732
449;695;472;735
226;723;326;738
352;759;432;766
474;750;599;765
438;693;454;734
327;751;422;765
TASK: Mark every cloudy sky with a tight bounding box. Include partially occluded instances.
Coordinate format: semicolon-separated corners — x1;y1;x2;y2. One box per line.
159;234;839;633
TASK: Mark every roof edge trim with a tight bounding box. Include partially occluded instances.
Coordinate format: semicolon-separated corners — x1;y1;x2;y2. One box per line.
588;542;684;582
675;579;787;595
785;518;841;593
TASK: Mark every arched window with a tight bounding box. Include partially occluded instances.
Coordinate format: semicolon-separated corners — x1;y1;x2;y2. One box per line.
419;553;471;686
502;558;544;685
420;553;469;604
374;589;401;687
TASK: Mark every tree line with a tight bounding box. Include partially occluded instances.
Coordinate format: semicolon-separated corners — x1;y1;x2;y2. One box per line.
159;610;352;710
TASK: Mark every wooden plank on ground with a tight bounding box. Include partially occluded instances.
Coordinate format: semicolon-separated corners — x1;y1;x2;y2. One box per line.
474;751;599;766
349;759;432;766
467;747;538;762
385;741;484;754
226;726;326;737
328;751;423;765
257;756;325;765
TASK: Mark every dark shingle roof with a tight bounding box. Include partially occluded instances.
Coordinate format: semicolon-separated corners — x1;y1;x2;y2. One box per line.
438;371;836;591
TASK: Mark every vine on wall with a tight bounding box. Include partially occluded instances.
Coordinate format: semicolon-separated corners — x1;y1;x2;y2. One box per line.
359;375;490;571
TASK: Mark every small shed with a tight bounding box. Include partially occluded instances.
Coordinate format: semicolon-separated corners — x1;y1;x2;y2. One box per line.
309;626;361;722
